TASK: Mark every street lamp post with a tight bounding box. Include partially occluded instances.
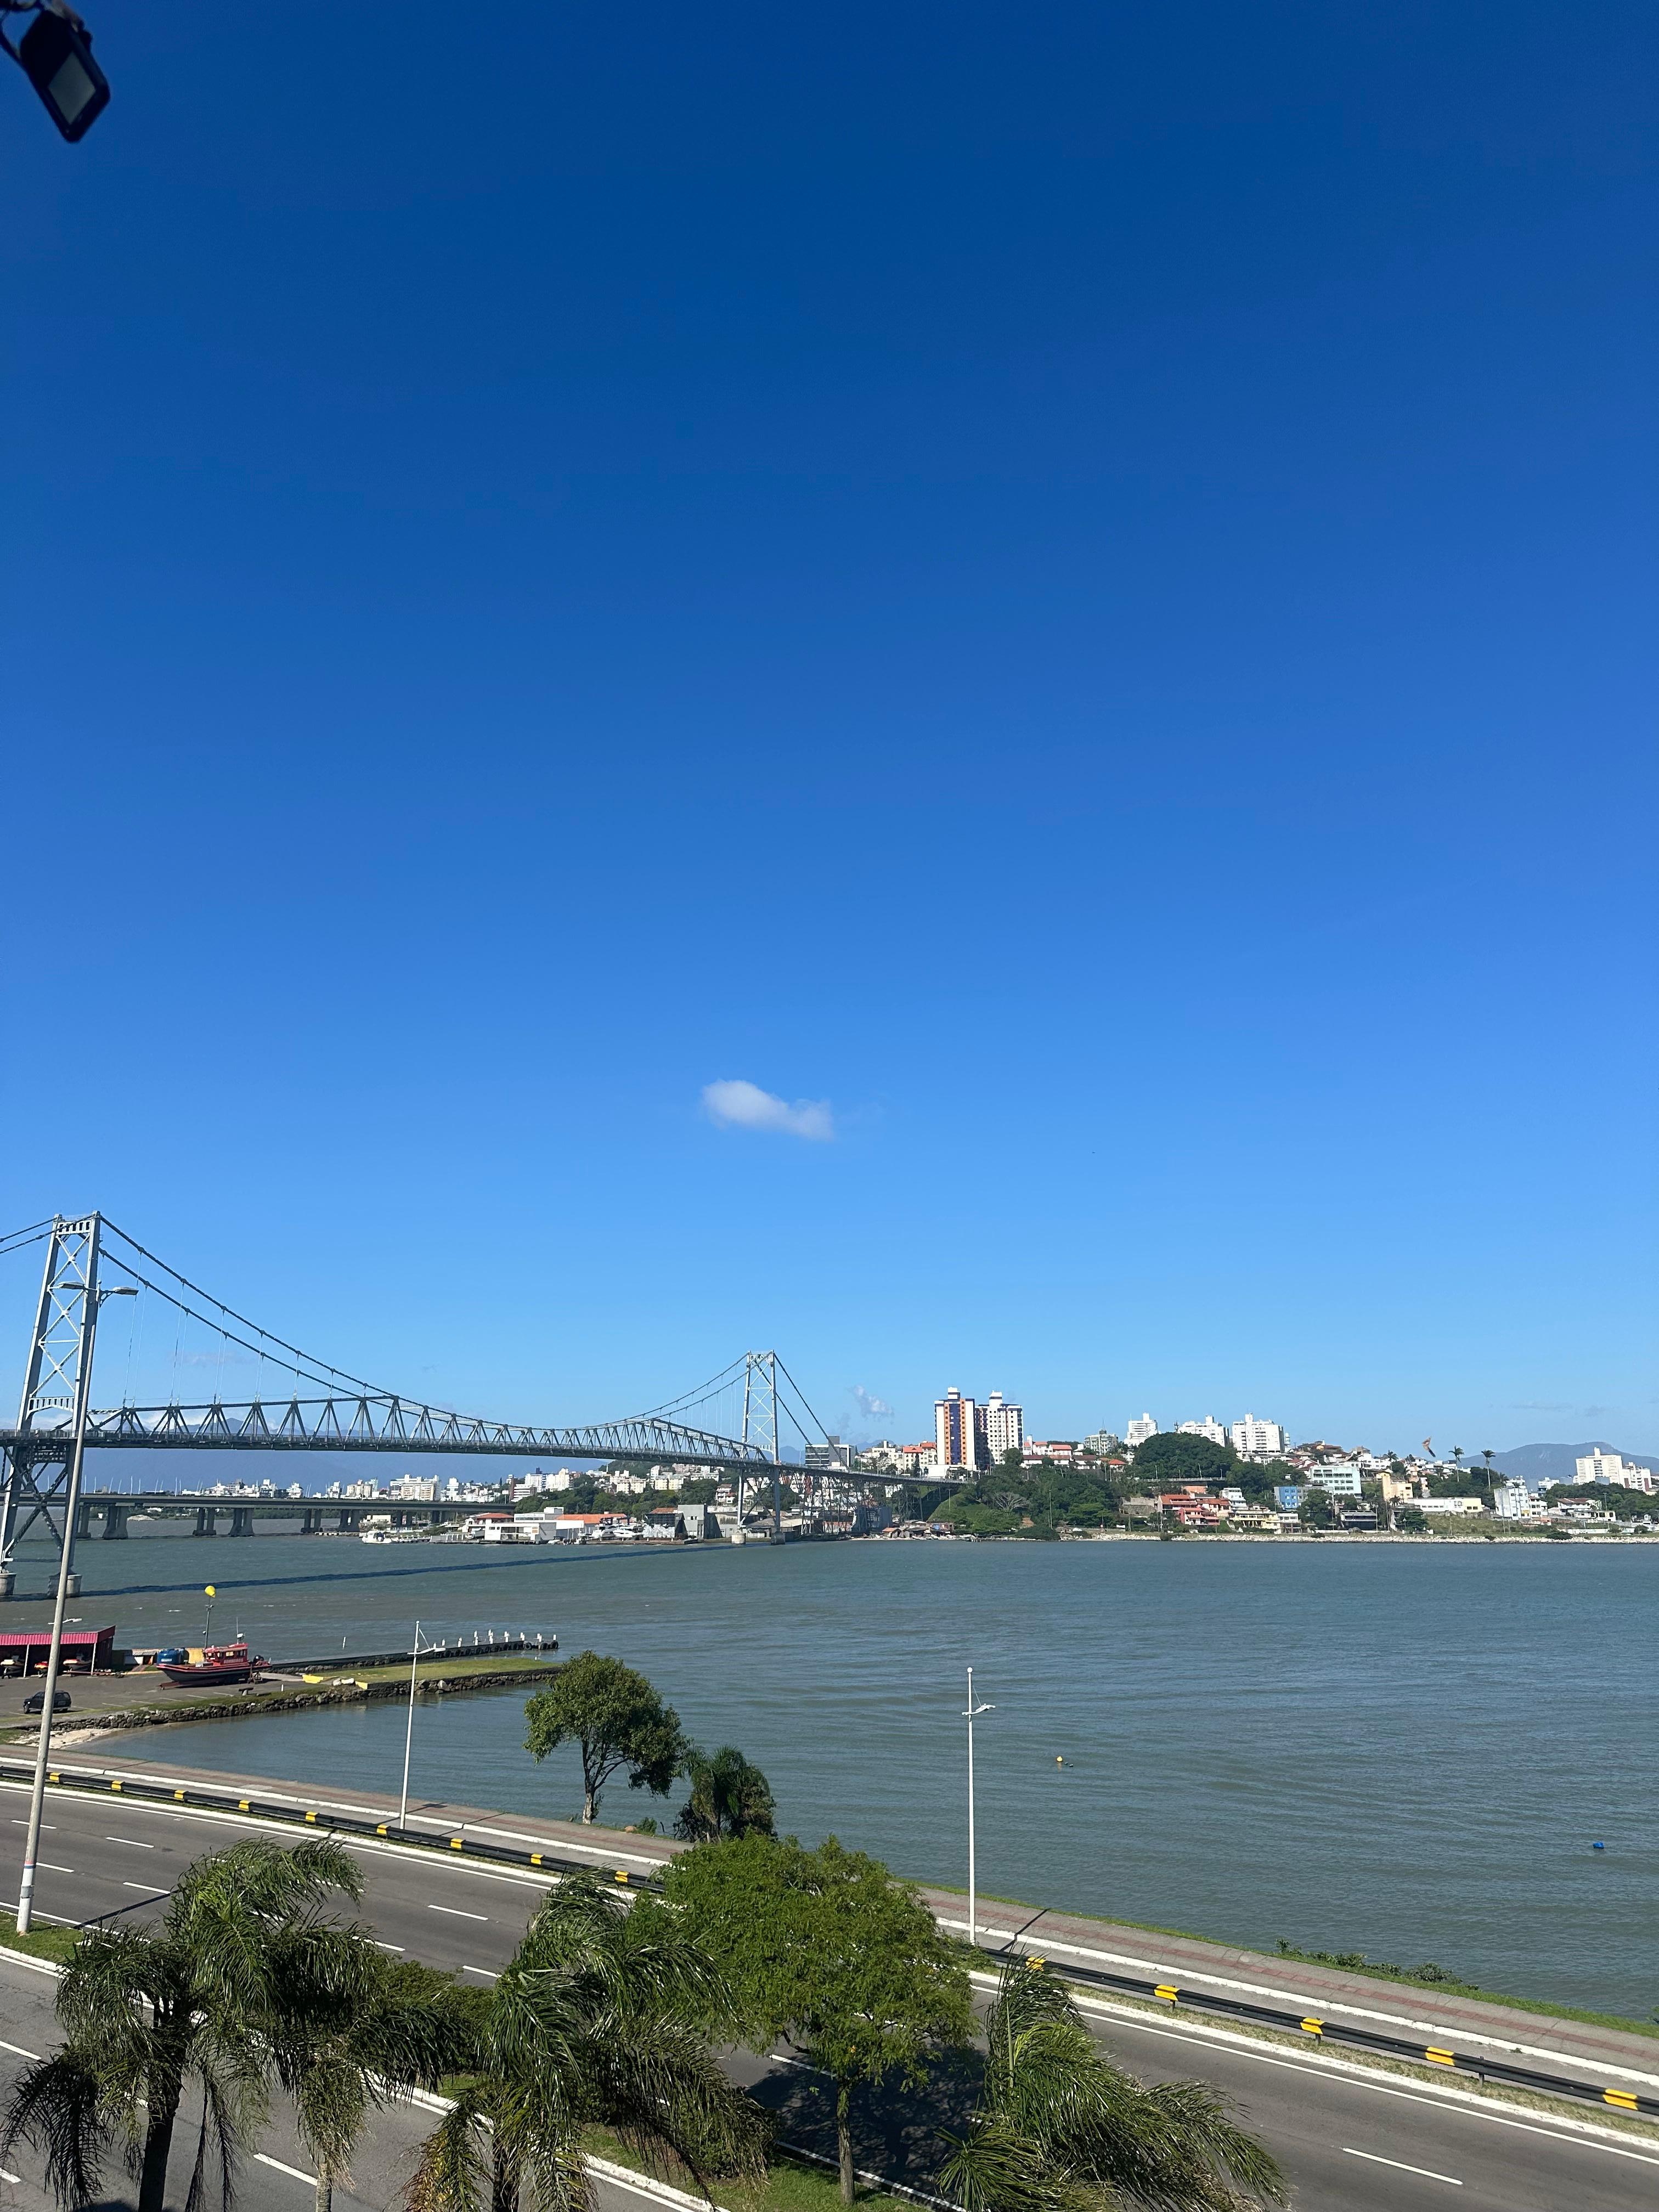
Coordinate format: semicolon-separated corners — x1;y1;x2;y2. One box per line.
398;1621;427;1829
963;1666;995;1953
16;1266;134;1936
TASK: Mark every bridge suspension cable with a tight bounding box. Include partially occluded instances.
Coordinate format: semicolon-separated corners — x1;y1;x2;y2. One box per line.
0;1214;811;1591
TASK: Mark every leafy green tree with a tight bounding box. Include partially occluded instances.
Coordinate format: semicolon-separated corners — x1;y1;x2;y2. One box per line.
1127;1434;1239;1491
675;1747;777;1843
408;1871;765;2212
665;1835;973;2204
1297;1488;1336;1530
678;1477;719;1504
526;1652;688;1823
939;1957;1284;2212
1;1838;449;2212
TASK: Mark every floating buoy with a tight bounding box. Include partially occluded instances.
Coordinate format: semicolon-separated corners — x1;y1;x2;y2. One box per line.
1056;1755;1064;1766
1592;1841;1606;1850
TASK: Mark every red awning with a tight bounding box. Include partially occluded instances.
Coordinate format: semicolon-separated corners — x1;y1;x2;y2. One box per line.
0;1626;117;1671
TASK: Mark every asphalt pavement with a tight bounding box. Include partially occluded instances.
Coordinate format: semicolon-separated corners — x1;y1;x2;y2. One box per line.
3;1782;1657;2212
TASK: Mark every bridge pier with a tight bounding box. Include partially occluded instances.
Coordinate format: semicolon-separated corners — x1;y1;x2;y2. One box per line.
229;1506;255;1537
336;1508;362;1533
299;1507;321;1534
194;1507;217;1537
74;1498;93;1542
101;1502;131;1539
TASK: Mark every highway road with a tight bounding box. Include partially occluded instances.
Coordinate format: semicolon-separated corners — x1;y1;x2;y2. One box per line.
3;1781;1657;2212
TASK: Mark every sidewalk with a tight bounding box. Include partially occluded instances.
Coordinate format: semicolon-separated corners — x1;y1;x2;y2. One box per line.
45;1745;1659;2090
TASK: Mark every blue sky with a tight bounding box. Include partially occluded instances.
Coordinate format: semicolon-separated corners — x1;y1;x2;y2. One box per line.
1;1;1653;1457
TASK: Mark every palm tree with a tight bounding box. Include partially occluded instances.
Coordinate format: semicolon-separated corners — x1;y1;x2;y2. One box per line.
674;1748;776;1843
407;1869;766;2212
938;1959;1284;2212
1;1836;449;2212
281;1955;465;2212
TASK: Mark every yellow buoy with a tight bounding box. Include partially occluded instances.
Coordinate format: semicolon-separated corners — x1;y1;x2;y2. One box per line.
1056;1755;1064;1766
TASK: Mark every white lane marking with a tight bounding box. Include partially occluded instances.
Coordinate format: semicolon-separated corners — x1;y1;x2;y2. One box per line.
35;1864;73;1875
460;1965;499;1980
0;1784;555;1893
122;1882;170;1895
0;2039;42;2059
428;1904;487;1921
106;1836;154;1848
1072;2007;1659;2168
1345;2147;1462;2185
770;2053;829;2076
9;1821;52;1830
373;1940;405;1952
0;2166;20;2184
255;2153;318;2185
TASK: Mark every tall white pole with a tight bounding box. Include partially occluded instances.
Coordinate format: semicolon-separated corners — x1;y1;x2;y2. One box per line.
398;1621;421;1828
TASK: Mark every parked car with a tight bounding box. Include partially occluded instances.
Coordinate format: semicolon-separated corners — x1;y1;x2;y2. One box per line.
22;1689;71;1714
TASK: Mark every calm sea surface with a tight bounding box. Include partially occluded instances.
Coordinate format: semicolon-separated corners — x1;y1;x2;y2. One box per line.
12;1531;1657;2016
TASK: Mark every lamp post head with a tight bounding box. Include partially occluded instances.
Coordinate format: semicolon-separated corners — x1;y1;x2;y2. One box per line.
11;6;110;141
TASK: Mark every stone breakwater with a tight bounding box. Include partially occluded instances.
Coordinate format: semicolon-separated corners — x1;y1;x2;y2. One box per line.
2;1664;560;1745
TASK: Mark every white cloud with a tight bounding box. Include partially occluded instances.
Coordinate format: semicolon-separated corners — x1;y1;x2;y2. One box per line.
853;1386;891;1419
702;1079;834;1142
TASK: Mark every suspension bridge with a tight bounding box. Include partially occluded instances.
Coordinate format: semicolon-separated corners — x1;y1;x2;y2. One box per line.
0;1213;900;1598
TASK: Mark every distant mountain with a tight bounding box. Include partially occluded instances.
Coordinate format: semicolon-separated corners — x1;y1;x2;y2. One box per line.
1490;1442;1659;1488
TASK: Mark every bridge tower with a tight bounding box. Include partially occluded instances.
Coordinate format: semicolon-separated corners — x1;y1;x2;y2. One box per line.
740;1350;782;1540
0;1214;104;1600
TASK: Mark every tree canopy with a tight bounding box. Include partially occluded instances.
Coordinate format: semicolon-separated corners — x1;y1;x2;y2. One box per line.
1126;1432;1238;1489
664;1835;973;2202
940;1956;1284;2212
524;1652;687;1822
2;1837;454;2212
675;1746;777;1843
408;1870;765;2212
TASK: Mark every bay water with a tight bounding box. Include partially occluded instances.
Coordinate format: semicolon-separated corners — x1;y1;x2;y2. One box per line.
12;1530;1656;2018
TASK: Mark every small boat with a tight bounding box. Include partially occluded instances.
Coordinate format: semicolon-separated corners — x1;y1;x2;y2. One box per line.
159;1640;266;1687
360;1525;427;1544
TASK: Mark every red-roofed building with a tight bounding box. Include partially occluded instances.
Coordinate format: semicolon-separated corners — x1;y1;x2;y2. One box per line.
0;1625;116;1676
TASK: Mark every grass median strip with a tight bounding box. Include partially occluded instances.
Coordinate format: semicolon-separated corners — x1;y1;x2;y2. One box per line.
0;1913;80;1965
583;2126;921;2212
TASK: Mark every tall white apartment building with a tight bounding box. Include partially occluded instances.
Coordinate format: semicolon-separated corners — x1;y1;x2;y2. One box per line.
1231;1414;1288;1460
983;1392;1024;1460
1178;1416;1228;1446
935;1389;988;1471
1125;1413;1158;1449
1575;1448;1655;1491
